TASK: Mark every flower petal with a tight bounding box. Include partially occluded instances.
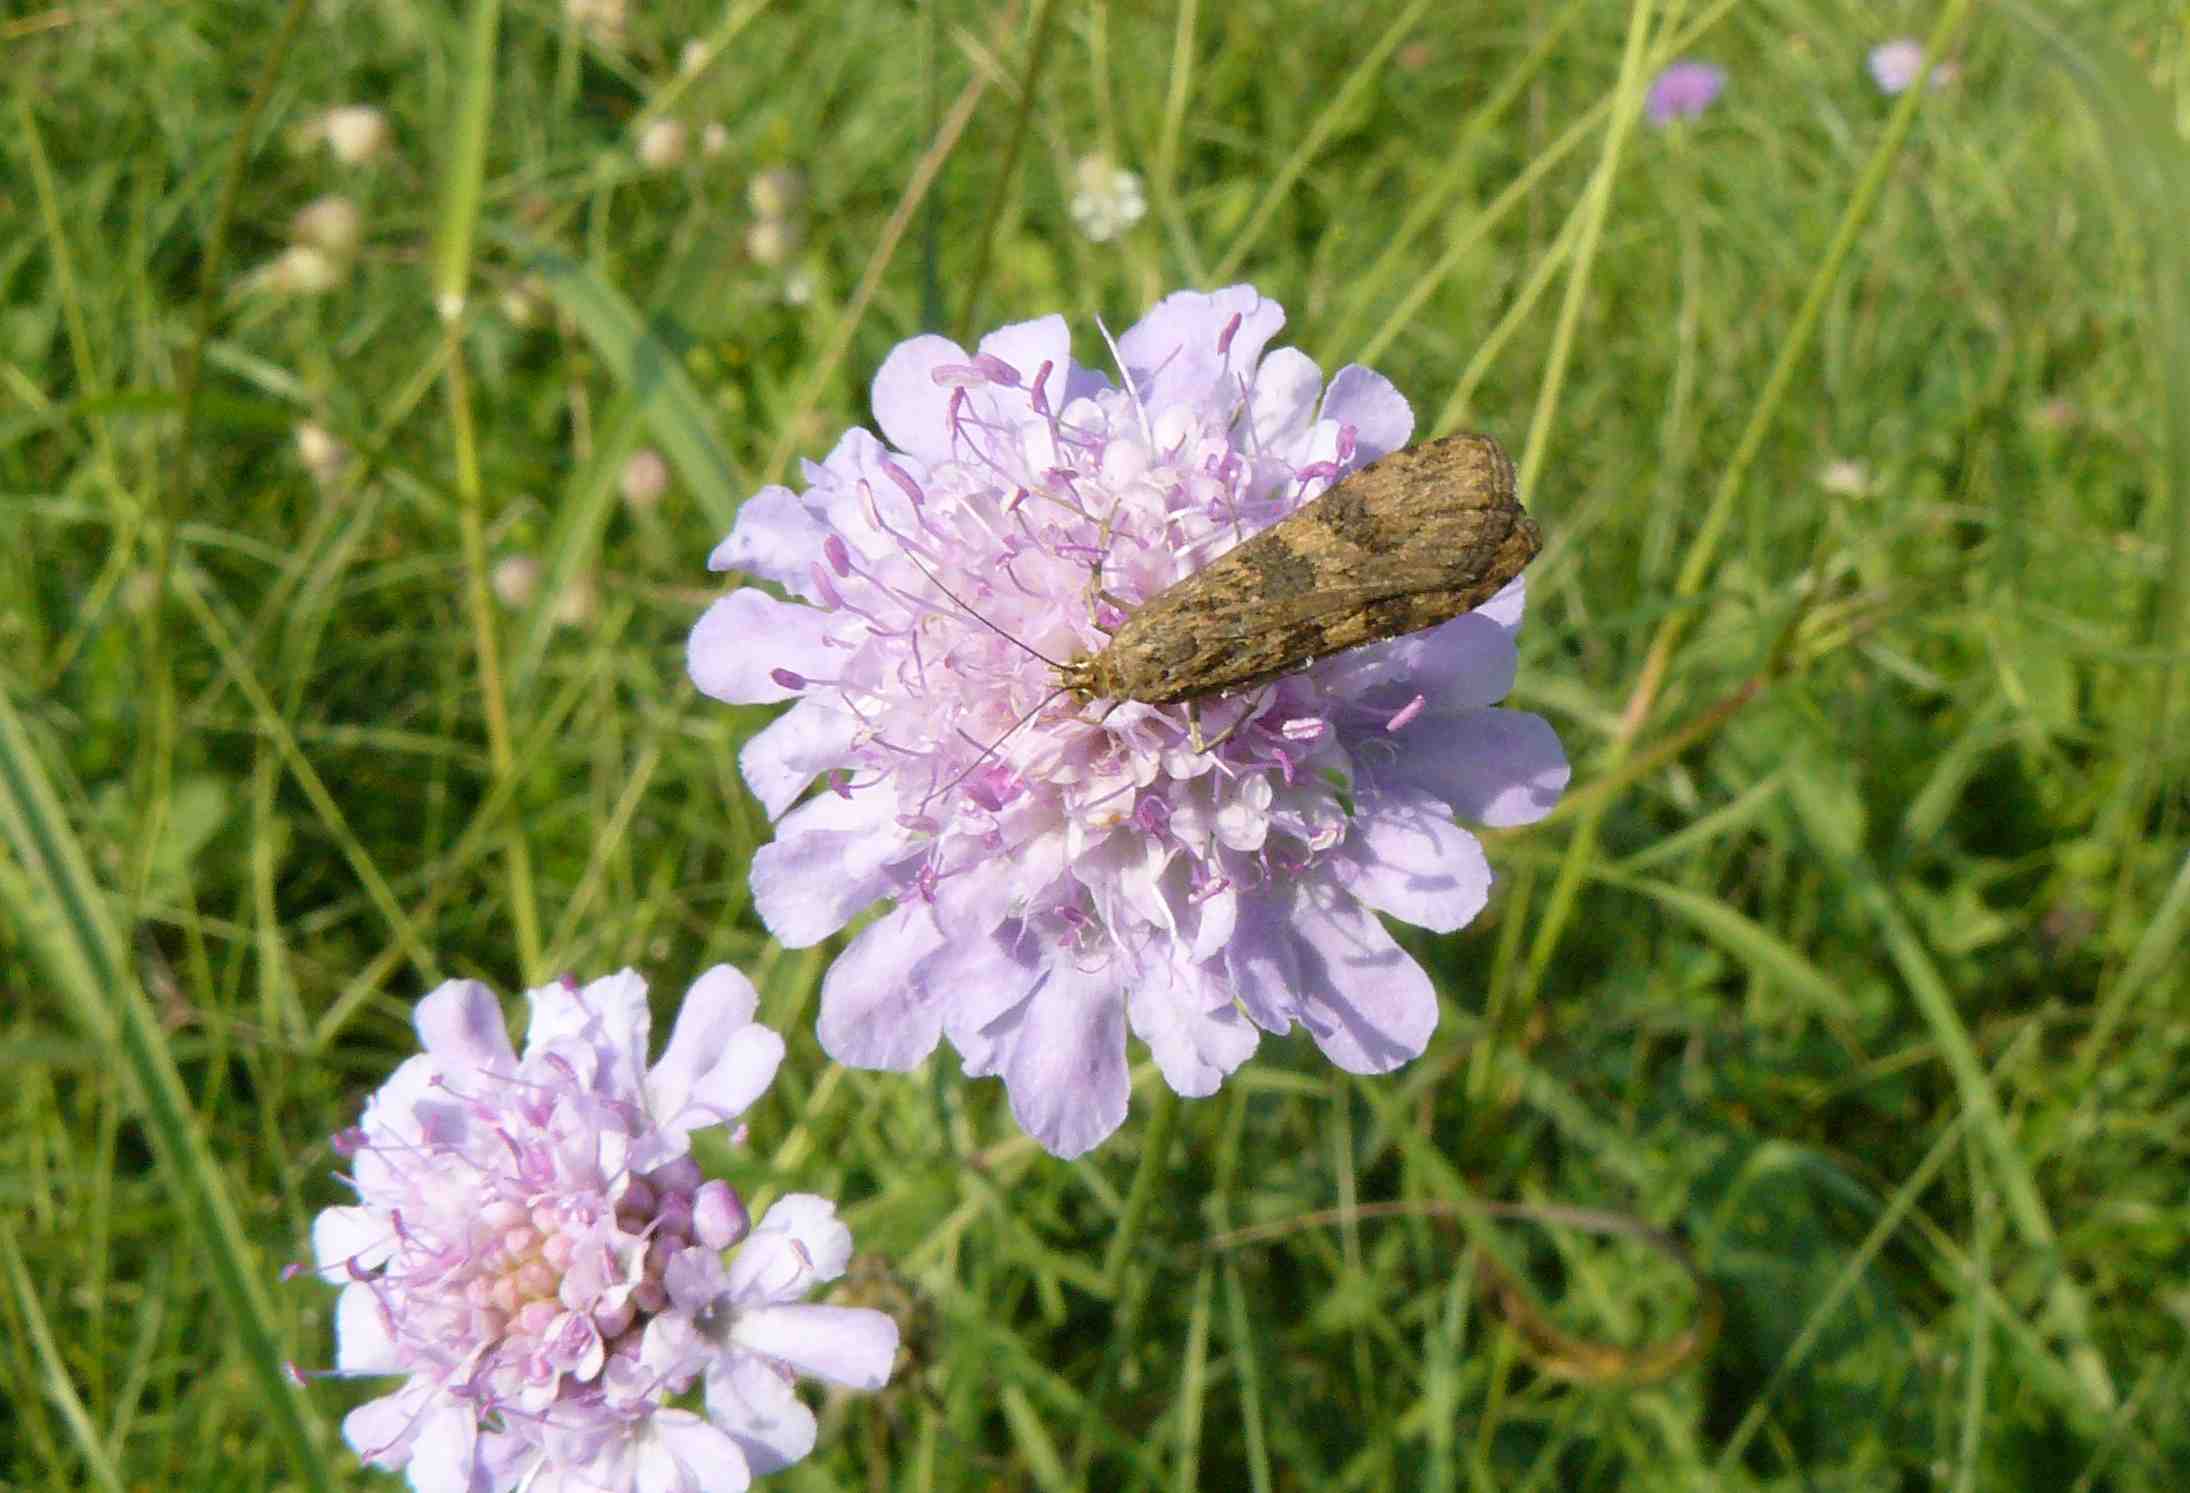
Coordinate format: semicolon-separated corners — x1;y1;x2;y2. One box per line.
705;1352;818;1476
738;702;859;820
1343;794;1492;933
641;1410;752;1493
1388;707;1569;828
1126;958;1258;1098
1286;888;1439;1073
737;1194;856;1291
1473;573;1529;635
929;924;1047;1052
975;313;1072;401
815;904;952;1068
708;483;826;592
647;965;784;1140
412;978;514;1073
314;1204;391;1276
750;790;917;947
1119;285;1285;418
341;1381;435;1468
688;589;835;705
1244;346;1325;456
871;333;970;464
331;1279;400;1372
964;961;1129;1159
1317;364;1414;461
731;1303;900;1390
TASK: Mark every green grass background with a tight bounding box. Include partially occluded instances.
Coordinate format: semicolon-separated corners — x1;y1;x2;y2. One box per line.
4;0;2187;1487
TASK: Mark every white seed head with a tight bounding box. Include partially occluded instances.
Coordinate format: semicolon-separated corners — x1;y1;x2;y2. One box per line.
745;216;801;268
551;570;599;628
291;195;363;259
782;268;817;307
1816;459;1875;498
322;105;391;165
566;0;626;46
252;245;344;296
747;167;806;220
500;276;549;328
492;554;541;609
1067;154;1146;243
637;119;689;172
679;39;711;76
700;121;730;158
620;448;671;511
295;421;349;485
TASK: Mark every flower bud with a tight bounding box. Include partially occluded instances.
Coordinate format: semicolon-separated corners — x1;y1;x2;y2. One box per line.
295;421;348;486
292;195;362;260
254;245;342;296
620;448;670;512
566;0;626;46
747;167;806;221
492;554;540;609
637;119;689;172
322;105;391;165
692;1181;750;1250
746;217;801;267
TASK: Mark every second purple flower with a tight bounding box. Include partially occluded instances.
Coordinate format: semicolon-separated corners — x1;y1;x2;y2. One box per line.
690;285;1568;1157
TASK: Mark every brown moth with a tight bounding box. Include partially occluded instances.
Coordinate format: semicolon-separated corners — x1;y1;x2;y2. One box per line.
1057;432;1541;707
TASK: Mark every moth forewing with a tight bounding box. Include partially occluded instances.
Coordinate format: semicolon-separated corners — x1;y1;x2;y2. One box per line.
1058;432;1541;707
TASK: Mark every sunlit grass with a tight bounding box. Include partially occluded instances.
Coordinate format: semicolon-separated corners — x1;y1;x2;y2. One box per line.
3;1;2185;1488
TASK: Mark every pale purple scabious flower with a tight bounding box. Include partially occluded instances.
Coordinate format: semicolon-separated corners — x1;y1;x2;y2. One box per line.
1868;38;1954;95
1645;60;1726;125
312;967;898;1492
688;285;1568;1158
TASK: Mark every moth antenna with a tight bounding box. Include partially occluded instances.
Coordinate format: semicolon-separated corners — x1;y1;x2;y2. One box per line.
900;549;1067;670
919;685;1072;814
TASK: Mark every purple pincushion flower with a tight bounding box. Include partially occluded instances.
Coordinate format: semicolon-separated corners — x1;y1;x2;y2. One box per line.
311;967;898;1492
689;286;1568;1158
1645;60;1726;125
1868;38;1956;95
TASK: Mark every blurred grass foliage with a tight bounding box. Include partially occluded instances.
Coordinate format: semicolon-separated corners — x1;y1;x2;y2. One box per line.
3;0;2187;1489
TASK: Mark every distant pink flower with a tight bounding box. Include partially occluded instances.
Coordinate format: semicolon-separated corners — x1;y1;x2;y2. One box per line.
688;286;1568;1158
1868;39;1955;95
311;968;897;1492
1646;60;1726;125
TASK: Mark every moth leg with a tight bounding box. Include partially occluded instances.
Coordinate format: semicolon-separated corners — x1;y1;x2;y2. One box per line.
1185;689;1267;755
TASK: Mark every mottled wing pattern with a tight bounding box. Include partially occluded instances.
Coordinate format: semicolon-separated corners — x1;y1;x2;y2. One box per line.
1073;434;1539;703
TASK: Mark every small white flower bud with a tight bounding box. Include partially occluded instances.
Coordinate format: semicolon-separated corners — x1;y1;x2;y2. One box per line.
745;216;801;268
637;119;689;172
295;421;348;485
551;570;598;628
1816;459;1874;498
322;105;391;165
679;39;711;76
1067;155;1146;243
700;121;730;158
291;195;362;260
492;554;540;609
253;245;343;296
501;276;549;328
747;167;806;221
566;0;626;46
620;449;670;512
